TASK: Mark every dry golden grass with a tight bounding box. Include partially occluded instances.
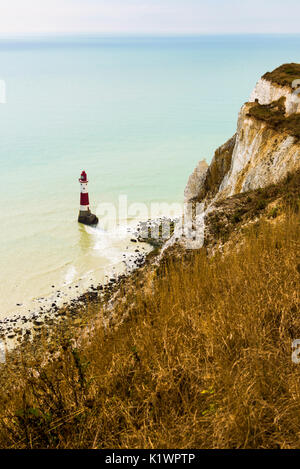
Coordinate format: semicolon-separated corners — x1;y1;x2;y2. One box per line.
0;209;299;449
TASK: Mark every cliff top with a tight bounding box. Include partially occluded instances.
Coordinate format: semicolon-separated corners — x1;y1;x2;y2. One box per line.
247;98;300;139
262;63;300;88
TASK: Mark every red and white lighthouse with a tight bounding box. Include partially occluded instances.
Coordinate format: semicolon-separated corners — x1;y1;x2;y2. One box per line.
78;170;98;225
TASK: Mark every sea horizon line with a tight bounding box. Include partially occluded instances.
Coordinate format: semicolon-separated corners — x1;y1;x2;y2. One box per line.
0;32;300;41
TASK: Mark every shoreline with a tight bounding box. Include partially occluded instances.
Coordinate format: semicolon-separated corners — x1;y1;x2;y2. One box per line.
0;244;150;351
0;217;177;353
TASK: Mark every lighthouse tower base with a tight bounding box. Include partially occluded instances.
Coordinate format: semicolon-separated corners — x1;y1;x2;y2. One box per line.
78;209;98;226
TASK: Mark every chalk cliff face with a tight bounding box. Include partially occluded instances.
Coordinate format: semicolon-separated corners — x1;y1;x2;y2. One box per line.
184;160;208;202
250;78;300;115
179;64;300;249
216;102;300;199
185;105;300;209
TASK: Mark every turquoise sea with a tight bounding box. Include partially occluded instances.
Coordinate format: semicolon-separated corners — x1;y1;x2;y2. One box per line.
0;35;299;317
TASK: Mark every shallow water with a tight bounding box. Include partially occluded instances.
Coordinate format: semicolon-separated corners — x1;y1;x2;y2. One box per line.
0;34;300;317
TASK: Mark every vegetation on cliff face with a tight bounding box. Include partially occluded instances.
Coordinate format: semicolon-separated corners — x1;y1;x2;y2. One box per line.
247;97;300;139
205;169;300;245
262;63;300;88
194;135;236;203
0;171;299;449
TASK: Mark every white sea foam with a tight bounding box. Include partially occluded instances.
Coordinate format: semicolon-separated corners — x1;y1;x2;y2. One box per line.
85;222;135;258
65;265;77;285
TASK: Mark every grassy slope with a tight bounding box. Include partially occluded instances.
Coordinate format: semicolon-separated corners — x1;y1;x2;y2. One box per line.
205;170;300;245
0;175;299;449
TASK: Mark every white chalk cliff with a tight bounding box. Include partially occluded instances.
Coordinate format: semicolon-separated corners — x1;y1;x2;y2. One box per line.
217;102;299;199
184;160;208;202
167;64;300;251
250;78;300;116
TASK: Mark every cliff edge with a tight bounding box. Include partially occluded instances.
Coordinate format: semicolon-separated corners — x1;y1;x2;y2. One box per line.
180;63;300;249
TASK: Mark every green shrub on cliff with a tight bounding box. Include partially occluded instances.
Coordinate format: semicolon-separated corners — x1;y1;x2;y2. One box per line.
263;63;300;88
247;97;300;139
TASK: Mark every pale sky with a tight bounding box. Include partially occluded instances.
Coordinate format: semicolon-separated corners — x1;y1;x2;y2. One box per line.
0;0;299;35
